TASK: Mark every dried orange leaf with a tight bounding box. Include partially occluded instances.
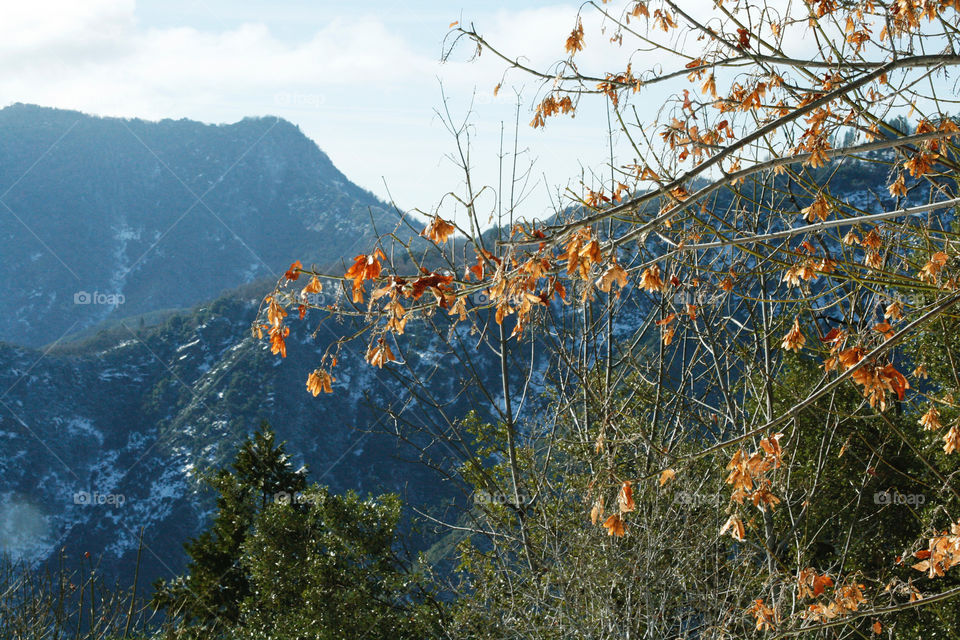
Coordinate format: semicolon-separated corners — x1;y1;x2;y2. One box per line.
618;481;635;512
603;513;626;536
659;469;676;486
720;514;745;541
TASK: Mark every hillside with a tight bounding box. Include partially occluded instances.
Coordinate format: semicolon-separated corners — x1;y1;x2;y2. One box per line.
0;287;492;587
0;104;392;347
0;105;459;586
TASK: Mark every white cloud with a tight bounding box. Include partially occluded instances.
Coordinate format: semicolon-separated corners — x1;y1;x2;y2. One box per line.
0;1;651;223
5;0;921;226
0;0;136;66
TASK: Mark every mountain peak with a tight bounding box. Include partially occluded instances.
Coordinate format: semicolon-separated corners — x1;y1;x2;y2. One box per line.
0;105;387;347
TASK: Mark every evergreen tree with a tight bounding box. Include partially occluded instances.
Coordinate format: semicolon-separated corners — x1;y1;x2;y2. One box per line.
236;487;443;639
152;421;307;633
152;421;443;639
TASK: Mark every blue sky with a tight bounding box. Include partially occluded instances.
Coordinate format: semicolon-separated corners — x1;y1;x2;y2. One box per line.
135;1;501;44
0;0;632;224
2;1;930;227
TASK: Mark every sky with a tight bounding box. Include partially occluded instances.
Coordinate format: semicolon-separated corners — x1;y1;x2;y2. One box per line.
0;0;641;224
2;0;939;229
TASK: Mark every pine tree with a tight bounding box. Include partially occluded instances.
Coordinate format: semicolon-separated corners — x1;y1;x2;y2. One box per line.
236;488;443;639
151;421;306;632
152;421;443;639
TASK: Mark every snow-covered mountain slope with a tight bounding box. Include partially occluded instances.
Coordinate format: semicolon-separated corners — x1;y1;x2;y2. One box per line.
0;104;393;347
0;289;499;585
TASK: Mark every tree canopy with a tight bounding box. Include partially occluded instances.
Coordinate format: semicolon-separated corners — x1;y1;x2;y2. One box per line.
259;1;960;636
152;422;439;639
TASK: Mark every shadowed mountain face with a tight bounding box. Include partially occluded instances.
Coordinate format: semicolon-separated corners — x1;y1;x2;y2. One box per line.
0;105;471;585
0;292;471;587
0;104;390;347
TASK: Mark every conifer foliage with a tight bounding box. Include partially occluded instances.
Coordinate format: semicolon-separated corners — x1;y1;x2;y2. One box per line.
152;422;440;639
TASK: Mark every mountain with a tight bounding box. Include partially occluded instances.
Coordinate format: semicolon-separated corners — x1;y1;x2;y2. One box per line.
0;105;473;586
0;104;393;347
0;104;922;594
0;284;499;588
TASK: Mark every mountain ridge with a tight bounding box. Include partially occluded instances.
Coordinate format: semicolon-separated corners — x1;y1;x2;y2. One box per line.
0;105;457;587
0;103;396;347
